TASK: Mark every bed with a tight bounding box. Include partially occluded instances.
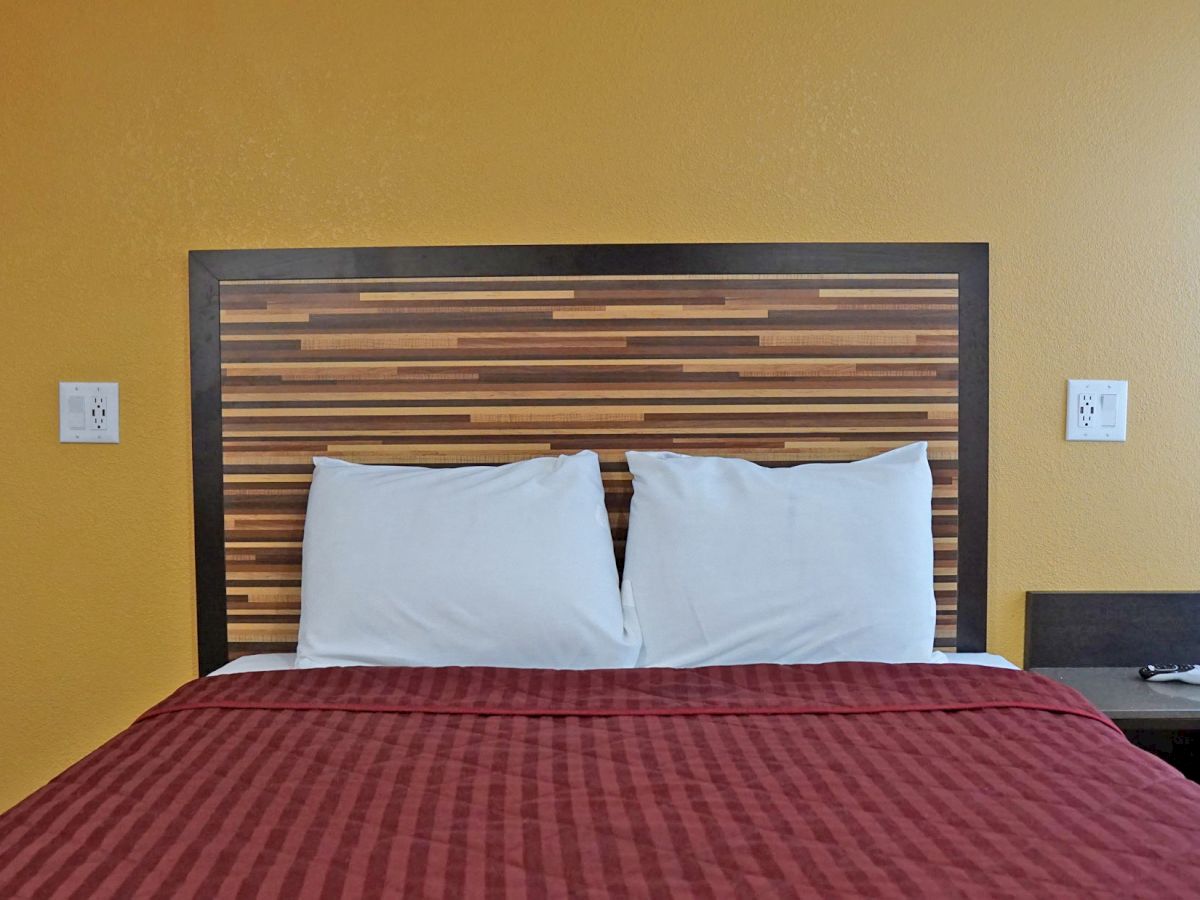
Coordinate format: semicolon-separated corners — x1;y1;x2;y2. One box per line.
3;243;1199;898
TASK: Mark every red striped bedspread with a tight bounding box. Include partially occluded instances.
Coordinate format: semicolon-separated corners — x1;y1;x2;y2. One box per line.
2;663;1198;898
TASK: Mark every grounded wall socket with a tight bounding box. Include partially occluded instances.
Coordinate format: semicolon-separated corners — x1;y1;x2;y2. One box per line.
1076;392;1096;430
1066;379;1126;442
60;382;119;443
89;393;109;430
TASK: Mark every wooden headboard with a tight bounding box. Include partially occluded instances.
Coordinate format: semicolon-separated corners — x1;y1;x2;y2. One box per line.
190;243;988;674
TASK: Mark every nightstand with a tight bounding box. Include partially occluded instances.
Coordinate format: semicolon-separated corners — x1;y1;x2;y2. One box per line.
1026;591;1200;781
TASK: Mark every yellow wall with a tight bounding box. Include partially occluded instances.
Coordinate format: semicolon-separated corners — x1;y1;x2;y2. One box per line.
2;0;1199;812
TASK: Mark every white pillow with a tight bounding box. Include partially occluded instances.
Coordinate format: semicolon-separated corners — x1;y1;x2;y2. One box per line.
623;442;935;667
296;450;637;669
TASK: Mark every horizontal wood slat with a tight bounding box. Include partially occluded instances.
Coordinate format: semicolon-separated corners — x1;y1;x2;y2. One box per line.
218;274;962;658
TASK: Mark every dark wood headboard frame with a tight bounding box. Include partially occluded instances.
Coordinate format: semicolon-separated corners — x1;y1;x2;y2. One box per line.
190;243;989;674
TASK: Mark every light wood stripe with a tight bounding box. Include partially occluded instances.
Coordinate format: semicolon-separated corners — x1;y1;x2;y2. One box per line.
553;307;772;319
362;290;577;301
818;288;959;297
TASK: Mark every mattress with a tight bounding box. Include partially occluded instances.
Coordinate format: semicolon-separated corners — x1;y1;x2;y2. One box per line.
207;650;1021;676
2;662;1197;897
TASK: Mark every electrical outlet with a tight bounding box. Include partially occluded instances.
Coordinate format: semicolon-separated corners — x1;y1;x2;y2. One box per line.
89;393;108;430
1076;392;1096;430
1066;379;1126;441
60;382;119;443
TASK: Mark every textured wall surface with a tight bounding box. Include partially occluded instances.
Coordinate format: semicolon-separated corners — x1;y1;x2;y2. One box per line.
2;0;1198;812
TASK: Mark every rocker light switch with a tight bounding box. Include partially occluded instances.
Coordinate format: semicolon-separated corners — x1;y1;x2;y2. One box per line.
66;394;86;430
59;382;120;443
1100;393;1119;428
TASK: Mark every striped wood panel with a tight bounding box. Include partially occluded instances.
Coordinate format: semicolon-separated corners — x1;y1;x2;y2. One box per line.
218;274;961;657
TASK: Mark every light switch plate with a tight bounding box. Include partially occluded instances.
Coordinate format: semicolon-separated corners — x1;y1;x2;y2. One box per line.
1066;379;1126;441
59;382;119;443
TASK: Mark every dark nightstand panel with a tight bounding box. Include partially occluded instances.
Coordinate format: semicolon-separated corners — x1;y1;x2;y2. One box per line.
1123;729;1200;781
1025;591;1200;668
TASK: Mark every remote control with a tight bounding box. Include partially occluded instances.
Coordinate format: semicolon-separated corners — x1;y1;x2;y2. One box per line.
1138;664;1200;684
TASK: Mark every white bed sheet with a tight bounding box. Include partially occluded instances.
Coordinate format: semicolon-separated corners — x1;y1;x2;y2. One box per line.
930;651;1019;670
208;651;1019;676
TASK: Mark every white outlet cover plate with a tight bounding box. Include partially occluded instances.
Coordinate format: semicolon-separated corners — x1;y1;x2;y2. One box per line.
1066;378;1126;441
59;382;119;443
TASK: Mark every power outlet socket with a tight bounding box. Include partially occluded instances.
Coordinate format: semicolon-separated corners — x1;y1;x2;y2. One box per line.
89;393;109;430
1066;379;1126;442
60;382;120;443
1076;392;1096;430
